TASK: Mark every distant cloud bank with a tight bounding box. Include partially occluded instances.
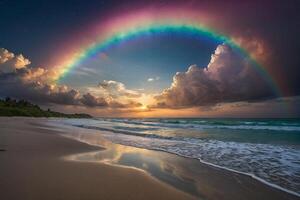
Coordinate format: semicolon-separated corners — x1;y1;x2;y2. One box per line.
1;46;297;117
0;48;142;109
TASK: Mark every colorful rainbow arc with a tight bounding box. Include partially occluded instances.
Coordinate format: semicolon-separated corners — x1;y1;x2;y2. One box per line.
55;23;281;97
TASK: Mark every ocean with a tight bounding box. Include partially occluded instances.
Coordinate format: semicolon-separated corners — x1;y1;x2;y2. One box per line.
60;118;300;195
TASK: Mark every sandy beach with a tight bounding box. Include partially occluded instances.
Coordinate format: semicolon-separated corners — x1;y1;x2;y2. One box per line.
0;117;299;200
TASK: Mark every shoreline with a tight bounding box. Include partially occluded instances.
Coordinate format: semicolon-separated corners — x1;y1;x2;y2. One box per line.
64;131;300;197
1;117;299;200
197;157;300;198
63;120;300;197
51;120;300;200
0;117;196;200
137;145;300;198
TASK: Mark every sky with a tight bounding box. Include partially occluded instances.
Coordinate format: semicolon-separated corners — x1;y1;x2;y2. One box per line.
0;0;299;117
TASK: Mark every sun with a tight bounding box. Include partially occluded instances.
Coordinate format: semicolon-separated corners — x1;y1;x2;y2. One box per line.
139;104;149;111
137;94;155;110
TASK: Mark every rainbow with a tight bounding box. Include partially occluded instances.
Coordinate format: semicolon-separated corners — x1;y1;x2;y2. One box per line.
54;9;281;96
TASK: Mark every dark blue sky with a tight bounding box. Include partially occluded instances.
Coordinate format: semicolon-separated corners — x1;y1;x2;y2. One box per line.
0;0;112;65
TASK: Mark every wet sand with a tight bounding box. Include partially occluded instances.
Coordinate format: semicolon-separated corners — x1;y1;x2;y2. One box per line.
0;117;195;200
0;117;299;200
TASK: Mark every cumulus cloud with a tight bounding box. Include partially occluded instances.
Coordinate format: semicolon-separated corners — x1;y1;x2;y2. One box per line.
153;44;274;108
0;48;31;73
0;48;143;109
0;73;81;105
81;93;108;107
84;80;143;108
0;48;14;64
98;80;141;98
0;49;77;106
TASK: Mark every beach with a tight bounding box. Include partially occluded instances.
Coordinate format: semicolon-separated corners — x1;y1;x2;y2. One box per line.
0;117;299;200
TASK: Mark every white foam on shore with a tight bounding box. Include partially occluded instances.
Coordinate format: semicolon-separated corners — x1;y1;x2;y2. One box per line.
97;132;300;196
166;149;300;198
61;127;300;198
56;118;300;197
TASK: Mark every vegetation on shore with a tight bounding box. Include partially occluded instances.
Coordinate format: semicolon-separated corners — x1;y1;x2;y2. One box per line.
0;98;92;118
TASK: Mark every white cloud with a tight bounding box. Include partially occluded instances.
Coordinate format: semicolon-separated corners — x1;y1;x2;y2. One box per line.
147;76;160;82
0;48;14;64
0;48;31;73
98;80;141;98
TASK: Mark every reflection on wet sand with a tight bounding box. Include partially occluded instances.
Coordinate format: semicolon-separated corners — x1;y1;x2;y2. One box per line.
65;133;201;198
57;124;299;200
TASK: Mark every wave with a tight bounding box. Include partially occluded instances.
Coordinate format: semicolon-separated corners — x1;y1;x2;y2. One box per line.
74;124;176;140
61;125;300;198
97;118;300;131
62;118;300;195
98;129;300;195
